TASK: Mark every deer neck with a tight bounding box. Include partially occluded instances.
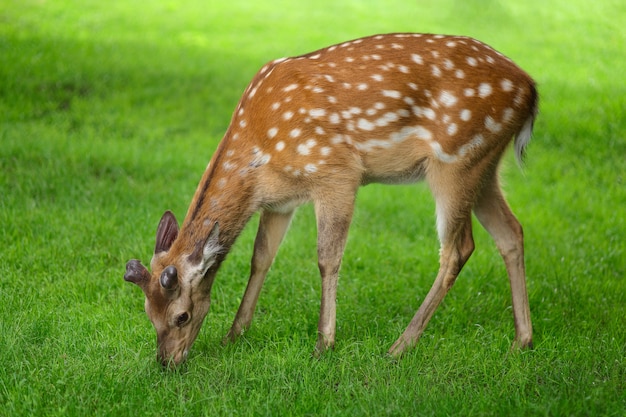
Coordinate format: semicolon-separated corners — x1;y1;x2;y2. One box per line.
175;132;260;259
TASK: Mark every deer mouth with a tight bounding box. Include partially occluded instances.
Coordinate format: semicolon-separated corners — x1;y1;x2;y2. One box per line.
158;347;189;368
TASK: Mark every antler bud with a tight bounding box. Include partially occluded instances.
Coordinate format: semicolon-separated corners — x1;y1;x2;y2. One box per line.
160;265;178;290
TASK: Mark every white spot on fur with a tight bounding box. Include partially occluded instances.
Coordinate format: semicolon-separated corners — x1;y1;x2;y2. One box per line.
357;83;369;91
430;142;458;163
249;151;271;167
357;118;375;131
297;144;310;155
397;108;410;118
447;123;458;136
412;106;436;120
501;79;514;92
309;108;326;118
267;127;278;139
320;146;331;156
375;112;399;127
414;126;433;140
304;163;317;174
455;69;465;79
443;59;455;70
439;90;458;107
464;88;475;97
514;88;526;107
460;109;472;121
297;139;317;155
458;134;484;157
283;84;299;92
329;113;341;124
485;115;503;133
355;139;393;152
503;108;515;123
276;141;285;151
478;83;493;98
411;54;424;65
290;128;302;138
382;90;401;99
467;57;478;66
282;111;294;121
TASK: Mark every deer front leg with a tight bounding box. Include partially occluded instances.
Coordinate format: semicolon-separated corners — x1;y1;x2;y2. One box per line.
313;194;355;356
224;209;294;344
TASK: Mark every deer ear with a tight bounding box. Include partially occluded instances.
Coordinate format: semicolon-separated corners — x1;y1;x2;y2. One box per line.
155;211;179;254
124;259;151;290
189;222;221;268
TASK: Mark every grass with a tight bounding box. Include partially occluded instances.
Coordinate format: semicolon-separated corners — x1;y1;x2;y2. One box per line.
1;0;625;415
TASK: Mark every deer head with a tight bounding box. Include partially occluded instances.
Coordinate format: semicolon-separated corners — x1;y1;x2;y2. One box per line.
124;210;221;367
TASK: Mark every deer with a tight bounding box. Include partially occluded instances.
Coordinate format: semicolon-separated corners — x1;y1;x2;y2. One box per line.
124;33;537;367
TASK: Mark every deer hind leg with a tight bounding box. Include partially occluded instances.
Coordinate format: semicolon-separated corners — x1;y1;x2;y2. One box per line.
473;175;533;349
313;190;357;356
224;209;294;344
388;169;476;357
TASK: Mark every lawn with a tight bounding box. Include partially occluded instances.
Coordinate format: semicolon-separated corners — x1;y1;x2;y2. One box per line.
1;0;625;415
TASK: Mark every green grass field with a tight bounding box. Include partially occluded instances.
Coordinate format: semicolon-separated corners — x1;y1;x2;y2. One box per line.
1;0;625;415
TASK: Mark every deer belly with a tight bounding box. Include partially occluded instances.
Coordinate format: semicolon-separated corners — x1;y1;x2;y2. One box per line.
357;132;432;185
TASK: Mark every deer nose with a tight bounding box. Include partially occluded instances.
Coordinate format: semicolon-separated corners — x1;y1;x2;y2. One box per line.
158;348;188;368
157;346;189;369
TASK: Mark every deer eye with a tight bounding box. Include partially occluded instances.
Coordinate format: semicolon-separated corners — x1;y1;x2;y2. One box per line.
175;312;189;327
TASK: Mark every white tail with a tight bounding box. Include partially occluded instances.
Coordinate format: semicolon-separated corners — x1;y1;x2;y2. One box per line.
125;33;537;367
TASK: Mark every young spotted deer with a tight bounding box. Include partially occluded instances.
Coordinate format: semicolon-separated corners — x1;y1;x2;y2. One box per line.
124;33;537;367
